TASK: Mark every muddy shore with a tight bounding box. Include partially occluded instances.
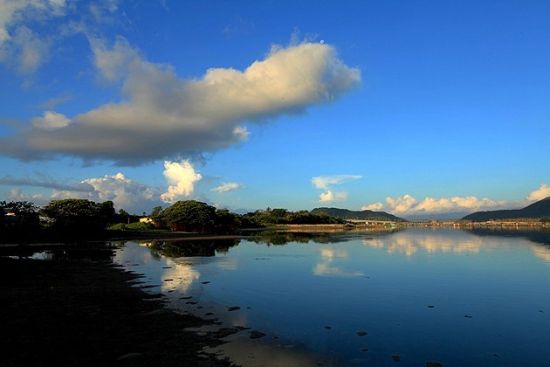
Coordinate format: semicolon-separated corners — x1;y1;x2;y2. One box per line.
0;254;235;367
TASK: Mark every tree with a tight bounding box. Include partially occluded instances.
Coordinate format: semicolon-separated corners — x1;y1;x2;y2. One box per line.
0;201;40;231
42;199;114;233
160;200;217;232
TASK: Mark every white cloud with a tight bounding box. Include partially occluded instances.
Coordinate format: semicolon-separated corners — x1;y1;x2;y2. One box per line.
6;188;48;204
52;172;157;212
160;160;202;203
32;110;70;130
0;39;361;164
362;194;507;215
319;190;347;203
361;202;384;211
312;174;361;204
311;175;362;190
212;182;242;193
527;184;550;202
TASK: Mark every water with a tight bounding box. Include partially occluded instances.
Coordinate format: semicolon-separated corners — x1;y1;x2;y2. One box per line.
112;229;550;366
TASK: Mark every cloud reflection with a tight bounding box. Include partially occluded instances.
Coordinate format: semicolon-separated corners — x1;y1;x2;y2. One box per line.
313;247;364;277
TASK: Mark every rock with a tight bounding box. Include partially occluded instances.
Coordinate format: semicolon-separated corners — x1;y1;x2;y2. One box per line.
464;315;473;318
227;306;240;311
180;296;192;300
163;278;173;282
356;331;368;336
249;330;266;339
391;354;401;362
186;301;197;305
427;305;435;308
205;312;214;316
324;326;332;330
426;362;443;367
117;352;143;360
201;281;211;284
361;348;369;352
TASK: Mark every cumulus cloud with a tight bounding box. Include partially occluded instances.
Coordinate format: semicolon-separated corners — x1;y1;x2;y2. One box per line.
361;202;384;211
5;188;48;204
312;174;361;203
211;182;242;193
32;111;71;130
319;190;347;203
527;184;550;202
52;172;158;211
160;160;202;203
361;194;507;215
0;39;360;164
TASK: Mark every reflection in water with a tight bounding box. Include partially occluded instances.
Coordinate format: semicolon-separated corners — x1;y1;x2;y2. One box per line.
148;239;240;258
361;229;550;265
313;247;364;277
110;229;550;367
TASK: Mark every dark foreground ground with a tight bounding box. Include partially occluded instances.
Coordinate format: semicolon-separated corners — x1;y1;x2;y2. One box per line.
0;254;234;367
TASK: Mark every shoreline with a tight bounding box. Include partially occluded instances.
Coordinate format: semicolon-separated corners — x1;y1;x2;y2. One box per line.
0;255;235;367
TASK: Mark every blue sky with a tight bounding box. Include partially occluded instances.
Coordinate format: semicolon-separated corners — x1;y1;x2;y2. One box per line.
0;0;549;216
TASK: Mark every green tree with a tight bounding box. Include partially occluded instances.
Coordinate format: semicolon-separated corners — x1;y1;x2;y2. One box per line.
42;199;114;233
160;200;217;232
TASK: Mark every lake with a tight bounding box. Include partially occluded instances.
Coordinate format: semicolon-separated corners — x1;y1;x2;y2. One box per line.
113;228;550;367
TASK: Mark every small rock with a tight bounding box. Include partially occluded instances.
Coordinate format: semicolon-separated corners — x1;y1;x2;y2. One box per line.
464;315;473;318
180;296;192;300
215;327;240;338
324;326;332;330
427;305;435;308
356;331;368;336
205;312;214;316
162;266;172;269
186;301;197;305
426;362;443;367
361;348;369;352
392;354;401;362
249;330;266;339
227;306;240;311
201;281;211;284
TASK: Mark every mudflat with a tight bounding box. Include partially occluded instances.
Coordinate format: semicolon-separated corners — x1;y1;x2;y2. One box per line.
0;255;233;367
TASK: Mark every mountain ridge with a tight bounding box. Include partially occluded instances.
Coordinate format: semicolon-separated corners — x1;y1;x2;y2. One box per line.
462;197;550;222
311;207;406;222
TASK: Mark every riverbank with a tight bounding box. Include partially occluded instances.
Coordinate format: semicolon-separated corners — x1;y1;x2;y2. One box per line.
0;255;234;367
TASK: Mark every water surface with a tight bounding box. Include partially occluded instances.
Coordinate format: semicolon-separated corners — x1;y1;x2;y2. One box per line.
114;229;550;366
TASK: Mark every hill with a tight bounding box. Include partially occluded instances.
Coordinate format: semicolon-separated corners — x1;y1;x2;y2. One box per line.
462;197;550;222
311;207;406;222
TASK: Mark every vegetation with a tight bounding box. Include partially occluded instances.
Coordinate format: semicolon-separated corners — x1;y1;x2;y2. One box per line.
310;207;405;222
463;197;550;222
241;208;344;226
42;199;116;233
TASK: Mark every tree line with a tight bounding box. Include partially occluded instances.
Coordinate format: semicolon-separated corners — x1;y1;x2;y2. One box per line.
1;198;342;242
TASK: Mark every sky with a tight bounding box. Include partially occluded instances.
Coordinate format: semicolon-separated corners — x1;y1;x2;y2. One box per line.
0;0;549;218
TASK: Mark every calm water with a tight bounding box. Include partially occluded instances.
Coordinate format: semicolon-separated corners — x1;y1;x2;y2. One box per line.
113;229;550;367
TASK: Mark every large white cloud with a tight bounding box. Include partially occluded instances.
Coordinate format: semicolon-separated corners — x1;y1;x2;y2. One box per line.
527;184;550;202
1;38;360;164
160;160;202;203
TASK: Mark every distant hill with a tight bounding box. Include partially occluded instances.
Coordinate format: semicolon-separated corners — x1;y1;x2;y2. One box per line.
311;207;406;222
462;197;550;222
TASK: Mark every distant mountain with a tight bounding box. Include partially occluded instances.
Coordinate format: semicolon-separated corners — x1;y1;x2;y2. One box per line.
311;207;406;222
462;197;550;222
